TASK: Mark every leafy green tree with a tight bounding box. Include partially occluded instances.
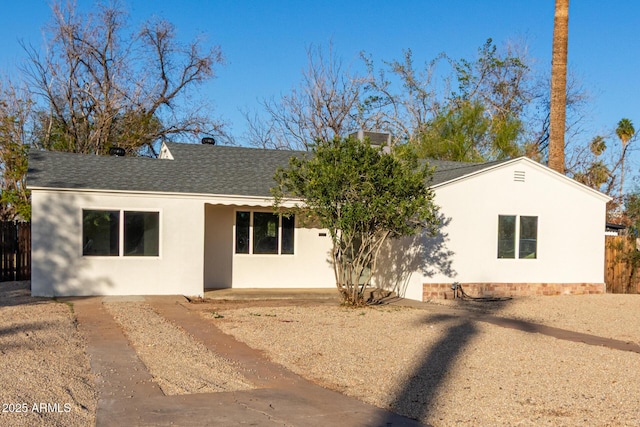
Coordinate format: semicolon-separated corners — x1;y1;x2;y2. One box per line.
0;83;32;220
411;100;522;162
273;136;439;306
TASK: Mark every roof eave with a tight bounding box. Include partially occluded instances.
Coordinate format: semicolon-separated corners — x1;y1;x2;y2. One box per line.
28;186;305;207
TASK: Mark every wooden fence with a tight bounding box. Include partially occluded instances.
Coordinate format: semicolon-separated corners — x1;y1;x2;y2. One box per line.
0;221;31;282
605;235;640;294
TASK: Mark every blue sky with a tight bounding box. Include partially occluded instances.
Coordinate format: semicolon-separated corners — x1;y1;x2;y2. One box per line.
0;1;638;164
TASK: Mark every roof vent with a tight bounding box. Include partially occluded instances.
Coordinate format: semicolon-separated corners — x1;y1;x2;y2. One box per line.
109;147;125;157
514;171;525;182
201;137;216;145
349;130;392;153
349;130;391;146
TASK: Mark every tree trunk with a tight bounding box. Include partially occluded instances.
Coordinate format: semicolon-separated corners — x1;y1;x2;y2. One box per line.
548;0;569;174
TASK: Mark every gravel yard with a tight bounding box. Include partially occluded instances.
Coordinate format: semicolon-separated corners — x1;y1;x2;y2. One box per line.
2;279;640;427
103;300;253;395
210;296;640;427
0;282;96;427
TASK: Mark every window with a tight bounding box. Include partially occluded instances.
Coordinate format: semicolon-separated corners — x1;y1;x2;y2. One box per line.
83;210;119;256
253;212;279;254
281;215;295;254
235;211;250;254
518;216;538;259
235;211;295;255
82;209;160;257
497;215;537;259
124;212;159;256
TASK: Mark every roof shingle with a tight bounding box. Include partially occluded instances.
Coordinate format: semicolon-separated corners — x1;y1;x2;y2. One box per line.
27;142;501;196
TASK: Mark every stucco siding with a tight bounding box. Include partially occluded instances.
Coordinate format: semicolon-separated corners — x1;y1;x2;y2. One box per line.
376;159;608;301
204;204;234;289
432;161;606;284
31;190;205;297
232;215;335;288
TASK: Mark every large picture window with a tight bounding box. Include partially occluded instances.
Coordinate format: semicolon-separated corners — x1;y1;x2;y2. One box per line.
497;215;537;259
235;211;295;255
82;209;160;257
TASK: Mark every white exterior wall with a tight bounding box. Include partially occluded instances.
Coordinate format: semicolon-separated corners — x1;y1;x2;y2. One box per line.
204;204;234;289
31;190;205;297
232;210;335;288
378;159;609;301
31;190;336;296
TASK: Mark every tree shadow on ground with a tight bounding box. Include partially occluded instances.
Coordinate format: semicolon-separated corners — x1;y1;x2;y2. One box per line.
0;281;46;307
382;303;511;425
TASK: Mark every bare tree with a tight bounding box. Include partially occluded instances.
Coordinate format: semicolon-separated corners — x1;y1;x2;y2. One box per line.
248;43;374;150
23;0;226;156
362;49;446;144
528;69;590;162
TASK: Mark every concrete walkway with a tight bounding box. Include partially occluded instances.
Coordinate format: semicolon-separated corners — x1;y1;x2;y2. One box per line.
73;296;427;427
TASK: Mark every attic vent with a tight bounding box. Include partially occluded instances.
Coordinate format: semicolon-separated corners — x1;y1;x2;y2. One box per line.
514;171;525;182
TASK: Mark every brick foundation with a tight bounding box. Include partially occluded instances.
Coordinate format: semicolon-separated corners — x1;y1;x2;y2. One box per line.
422;282;605;301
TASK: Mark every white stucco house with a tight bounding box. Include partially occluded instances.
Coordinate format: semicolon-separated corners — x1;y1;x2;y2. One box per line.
26;141;611;301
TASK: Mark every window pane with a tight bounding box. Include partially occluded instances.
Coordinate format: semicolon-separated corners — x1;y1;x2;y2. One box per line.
519;216;538;259
497;215;516;259
235;211;250;254
253;212;278;254
124;212;159;256
281;215;295;254
83;210;119;256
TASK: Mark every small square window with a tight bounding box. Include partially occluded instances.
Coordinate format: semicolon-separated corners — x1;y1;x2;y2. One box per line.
497;215;538;260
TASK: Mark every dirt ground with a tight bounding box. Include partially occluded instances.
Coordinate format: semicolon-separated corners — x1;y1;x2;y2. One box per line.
1;281;640;426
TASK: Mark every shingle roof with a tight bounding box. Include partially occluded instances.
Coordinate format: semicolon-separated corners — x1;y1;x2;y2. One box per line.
428;158;510;186
27;142;502;196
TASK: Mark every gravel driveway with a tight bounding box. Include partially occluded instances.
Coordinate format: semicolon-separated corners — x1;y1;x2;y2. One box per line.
2;280;640;427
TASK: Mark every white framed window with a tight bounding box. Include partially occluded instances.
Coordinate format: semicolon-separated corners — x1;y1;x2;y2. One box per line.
497;215;538;259
82;209;160;257
235;211;295;255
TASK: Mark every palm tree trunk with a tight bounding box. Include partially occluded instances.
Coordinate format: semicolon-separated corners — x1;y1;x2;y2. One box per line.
548;0;569;174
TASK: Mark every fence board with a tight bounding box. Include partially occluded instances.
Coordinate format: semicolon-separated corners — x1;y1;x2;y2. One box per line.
0;221;31;282
605;235;640;293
